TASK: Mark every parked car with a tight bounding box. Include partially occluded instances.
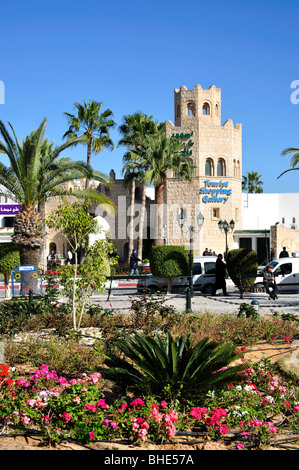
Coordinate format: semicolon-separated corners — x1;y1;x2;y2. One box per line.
137;256;217;295
252;252;299;293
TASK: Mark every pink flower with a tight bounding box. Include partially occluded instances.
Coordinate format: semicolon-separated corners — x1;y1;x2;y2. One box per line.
21;416;30;425
60;412;71;423
89;431;95;440
130;398;144;408
265;421;277;433
166;424;176;437
103;419;110;426
219;424;229;435
85;404;97;412
73;396;81;404
190;407;207;420
236;443;244;450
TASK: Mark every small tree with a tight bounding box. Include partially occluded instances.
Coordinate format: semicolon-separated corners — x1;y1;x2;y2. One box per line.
46;201;115;329
149;245;190;293
0;243;20;298
226;248;258;298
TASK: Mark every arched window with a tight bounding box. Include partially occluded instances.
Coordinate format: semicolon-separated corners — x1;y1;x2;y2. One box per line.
176;103;181;119
202;102;211;115
215;103;219;116
187;101;195;116
217;158;226;176
237;160;240;178
233;159;237;178
205;158;214;176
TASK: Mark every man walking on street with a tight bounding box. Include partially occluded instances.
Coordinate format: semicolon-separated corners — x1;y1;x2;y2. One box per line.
129;249;143;276
212;253;228;296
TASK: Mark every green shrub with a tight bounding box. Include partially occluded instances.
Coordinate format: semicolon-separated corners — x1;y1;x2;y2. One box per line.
226;249;258;295
100;332;246;402
149;245;190;293
0;243;20;298
149;245;190;277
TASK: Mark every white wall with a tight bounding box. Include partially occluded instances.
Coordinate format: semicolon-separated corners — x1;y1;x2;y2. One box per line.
242;193;299;230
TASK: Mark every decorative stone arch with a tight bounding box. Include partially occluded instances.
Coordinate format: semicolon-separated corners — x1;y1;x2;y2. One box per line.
49;242;57;254
216;157;227;177
202;101;211;116
187;101;196;116
205;157;214;176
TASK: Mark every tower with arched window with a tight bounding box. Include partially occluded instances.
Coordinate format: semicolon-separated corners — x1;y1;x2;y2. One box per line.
165;84;242;256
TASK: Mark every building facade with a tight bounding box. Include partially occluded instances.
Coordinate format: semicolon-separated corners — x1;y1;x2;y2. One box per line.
164;84;243;256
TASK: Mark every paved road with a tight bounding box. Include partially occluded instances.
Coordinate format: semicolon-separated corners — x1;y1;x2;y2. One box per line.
91;283;299;316
3;279;299;316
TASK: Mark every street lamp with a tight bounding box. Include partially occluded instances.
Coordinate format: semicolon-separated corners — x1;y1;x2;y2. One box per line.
178;210;204;312
218;219;235;259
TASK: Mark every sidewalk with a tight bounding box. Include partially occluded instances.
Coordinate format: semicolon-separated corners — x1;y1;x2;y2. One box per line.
91;281;299;316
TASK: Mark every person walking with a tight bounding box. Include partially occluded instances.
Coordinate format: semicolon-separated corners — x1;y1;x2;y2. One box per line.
212;254;228;296
129;248;143;276
263;265;278;299
279;247;289;258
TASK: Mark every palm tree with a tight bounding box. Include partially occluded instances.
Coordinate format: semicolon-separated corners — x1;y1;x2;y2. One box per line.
0;118;113;266
145;134;195;245
242;171;263;193
63;99;115;188
119;113;164;259
278;147;299;179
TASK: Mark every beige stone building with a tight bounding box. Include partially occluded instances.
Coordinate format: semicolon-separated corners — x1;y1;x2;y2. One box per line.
43;83;244;262
164;84;242;256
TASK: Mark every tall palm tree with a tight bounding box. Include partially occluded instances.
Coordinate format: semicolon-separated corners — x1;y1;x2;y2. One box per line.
242;171;263;193
145;134;195;245
63;99;115;188
118;112;164;259
278;147;299;179
0;118;113;266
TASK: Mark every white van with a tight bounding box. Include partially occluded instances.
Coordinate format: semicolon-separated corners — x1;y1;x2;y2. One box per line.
137;256;217;295
252;252;299;293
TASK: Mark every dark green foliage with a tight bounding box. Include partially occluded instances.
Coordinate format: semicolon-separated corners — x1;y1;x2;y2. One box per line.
226;249;258;293
149;245;190;277
237;302;259;320
0;243;20;273
100;332;246;401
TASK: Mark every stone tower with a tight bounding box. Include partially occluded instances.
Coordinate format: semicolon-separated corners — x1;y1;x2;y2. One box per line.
164;84;242;256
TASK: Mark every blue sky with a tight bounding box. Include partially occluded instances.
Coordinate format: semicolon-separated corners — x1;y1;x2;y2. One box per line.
0;0;298;193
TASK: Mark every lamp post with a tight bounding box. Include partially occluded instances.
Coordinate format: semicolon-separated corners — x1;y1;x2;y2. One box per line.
178;210;204;312
218;219;235;259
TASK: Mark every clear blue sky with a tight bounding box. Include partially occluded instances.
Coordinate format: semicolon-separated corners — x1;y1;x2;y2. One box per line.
0;0;298;193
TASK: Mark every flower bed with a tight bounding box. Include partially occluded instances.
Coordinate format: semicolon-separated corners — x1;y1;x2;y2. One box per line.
1;357;299;450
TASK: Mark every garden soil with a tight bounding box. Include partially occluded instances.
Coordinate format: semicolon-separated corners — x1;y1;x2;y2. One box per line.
1;340;298;451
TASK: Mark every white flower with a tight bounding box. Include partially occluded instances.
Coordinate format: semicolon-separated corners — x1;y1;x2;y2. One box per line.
265;395;274;403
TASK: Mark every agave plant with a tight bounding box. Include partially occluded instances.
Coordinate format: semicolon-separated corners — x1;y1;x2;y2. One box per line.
100;332;246;401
